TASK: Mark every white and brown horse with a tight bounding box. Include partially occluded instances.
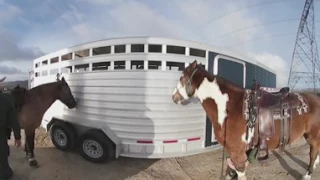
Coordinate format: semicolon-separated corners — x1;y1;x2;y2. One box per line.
172;60;320;180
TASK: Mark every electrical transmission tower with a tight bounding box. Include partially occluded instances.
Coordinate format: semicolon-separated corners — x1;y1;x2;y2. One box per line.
287;0;319;93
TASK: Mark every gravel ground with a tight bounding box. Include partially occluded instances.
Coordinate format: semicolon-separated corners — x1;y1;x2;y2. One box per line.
6;128;320;180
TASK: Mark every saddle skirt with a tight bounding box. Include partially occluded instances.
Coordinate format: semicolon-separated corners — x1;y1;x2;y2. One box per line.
245;89;309;153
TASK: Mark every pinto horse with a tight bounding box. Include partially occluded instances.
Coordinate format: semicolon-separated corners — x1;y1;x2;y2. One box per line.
10;75;76;167
172;60;320;180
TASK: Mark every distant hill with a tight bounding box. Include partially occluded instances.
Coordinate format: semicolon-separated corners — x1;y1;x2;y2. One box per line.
1;80;28;89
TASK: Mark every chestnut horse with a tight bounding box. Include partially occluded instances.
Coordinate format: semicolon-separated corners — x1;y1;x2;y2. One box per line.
172;60;320;180
10;75;76;167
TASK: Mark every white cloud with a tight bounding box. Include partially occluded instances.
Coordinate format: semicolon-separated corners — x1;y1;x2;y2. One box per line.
2;0;289;82
249;52;289;88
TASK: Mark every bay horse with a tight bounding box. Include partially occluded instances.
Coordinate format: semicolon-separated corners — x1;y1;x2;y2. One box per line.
10;74;76;167
172;60;320;180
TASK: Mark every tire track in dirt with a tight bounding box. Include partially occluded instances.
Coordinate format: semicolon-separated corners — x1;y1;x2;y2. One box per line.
174;157;199;180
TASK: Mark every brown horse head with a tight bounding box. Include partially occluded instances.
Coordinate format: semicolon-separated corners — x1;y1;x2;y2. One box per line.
172;60;212;104
10;84;27;111
56;75;77;109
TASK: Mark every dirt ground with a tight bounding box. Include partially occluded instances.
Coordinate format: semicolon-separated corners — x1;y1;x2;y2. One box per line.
6;128;320;180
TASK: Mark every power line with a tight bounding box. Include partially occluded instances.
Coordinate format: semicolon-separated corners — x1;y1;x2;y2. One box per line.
205;18;301;43
41;0;74;28
192;0;296;34
223;32;297;48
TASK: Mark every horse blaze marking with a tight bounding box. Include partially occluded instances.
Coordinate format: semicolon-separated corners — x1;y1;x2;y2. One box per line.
241;127;255;144
195;78;229;127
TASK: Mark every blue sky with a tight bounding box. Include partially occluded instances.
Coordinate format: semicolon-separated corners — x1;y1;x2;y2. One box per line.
0;0;319;88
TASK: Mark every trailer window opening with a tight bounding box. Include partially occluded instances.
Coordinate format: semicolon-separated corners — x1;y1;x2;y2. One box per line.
61;66;72;73
61;53;72;61
190;48;206;58
93;46;111;55
50;68;59;75
75;49;89;59
115;45;126;53
131;44;144;53
148;44;162;53
93;62;110;71
41;70;48;76
114;61;125;70
131;60;144;70
148;61;162;70
75;64;89;73
50;57;59;64
167;61;185;71
42;60;48;66
167;45;185;55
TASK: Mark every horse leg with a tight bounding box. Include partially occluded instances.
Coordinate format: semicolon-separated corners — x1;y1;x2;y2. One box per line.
24;133;28;157
25;130;38;167
302;135;319;180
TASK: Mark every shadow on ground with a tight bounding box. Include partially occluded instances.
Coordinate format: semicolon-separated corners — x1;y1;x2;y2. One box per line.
9;147;158;180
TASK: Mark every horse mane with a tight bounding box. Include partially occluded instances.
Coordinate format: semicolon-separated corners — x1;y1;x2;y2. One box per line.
196;64;245;93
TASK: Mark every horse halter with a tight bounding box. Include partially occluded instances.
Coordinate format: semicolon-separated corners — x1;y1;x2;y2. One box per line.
185;68;198;97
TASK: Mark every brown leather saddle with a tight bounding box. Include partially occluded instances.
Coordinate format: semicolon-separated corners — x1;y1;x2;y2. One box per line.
247;81;305;160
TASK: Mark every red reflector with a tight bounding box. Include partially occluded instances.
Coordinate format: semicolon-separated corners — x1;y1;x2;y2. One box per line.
187;137;200;141
137;140;153;144
163;140;178;143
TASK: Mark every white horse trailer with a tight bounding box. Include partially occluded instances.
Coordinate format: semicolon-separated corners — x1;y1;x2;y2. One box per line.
29;37;277;163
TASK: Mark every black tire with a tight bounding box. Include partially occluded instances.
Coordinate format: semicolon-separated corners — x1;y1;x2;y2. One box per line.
78;130;115;163
50;121;77;151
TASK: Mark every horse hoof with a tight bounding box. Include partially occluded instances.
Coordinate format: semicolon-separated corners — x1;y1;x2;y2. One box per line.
29;160;39;168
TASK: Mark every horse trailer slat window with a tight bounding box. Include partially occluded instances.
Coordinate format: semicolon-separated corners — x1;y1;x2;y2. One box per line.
115;45;126;53
75;64;89;73
148;61;162;70
50;68;59;75
166;61;185;71
61;53;72;61
50;57;59;64
131;44;144;53
93;46;111;55
167;45;185;55
75;49;90;59
131;60;144;70
93;62;110;71
190;48;206;58
148;44;162;53
114;61;125;70
42;60;48;66
61;66;72;73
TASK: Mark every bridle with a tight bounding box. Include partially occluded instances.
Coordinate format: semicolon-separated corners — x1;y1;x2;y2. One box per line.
185;68;198;96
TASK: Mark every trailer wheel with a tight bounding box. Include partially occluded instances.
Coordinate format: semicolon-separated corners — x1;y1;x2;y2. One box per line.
50;121;77;151
78;130;115;163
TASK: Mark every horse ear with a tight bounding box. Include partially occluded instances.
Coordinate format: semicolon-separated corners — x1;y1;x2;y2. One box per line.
56;73;60;81
191;60;198;69
61;76;65;82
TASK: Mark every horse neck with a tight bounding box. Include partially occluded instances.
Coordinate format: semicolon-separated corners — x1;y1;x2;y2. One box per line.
30;82;60;114
196;75;245;141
